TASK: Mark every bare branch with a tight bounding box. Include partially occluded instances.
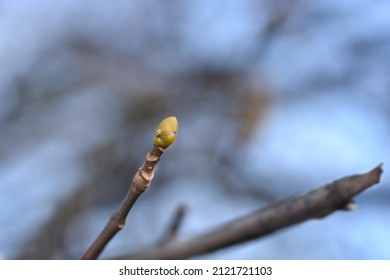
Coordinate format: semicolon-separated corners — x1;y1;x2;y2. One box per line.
159;204;188;245
81;117;178;260
123;164;383;259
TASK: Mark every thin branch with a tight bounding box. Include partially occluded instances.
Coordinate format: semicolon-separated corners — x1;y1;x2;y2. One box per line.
123;164;383;260
159;204;188;245
81;116;178;260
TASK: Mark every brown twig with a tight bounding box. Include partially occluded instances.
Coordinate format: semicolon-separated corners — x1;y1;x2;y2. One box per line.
81;116;178;260
122;164;383;259
81;145;164;259
159;204;188;245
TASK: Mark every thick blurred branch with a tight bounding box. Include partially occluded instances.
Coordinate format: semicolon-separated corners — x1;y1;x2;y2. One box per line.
122;164;383;259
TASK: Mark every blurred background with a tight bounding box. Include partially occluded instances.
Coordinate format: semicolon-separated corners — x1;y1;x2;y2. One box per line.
0;0;389;260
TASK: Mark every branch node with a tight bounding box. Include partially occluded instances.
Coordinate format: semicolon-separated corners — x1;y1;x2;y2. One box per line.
146;152;160;162
342;200;357;211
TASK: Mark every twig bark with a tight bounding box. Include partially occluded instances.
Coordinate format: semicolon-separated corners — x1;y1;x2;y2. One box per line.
81;116;178;260
159;204;188;245
123;164;383;260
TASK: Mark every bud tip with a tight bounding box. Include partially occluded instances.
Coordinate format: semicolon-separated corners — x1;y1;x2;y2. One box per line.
154;116;178;148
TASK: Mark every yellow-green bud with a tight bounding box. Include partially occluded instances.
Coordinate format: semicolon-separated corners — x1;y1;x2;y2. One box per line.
154;116;178;148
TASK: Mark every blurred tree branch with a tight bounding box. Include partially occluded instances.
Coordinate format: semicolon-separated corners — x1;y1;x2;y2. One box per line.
159;204;188;246
116;164;383;259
